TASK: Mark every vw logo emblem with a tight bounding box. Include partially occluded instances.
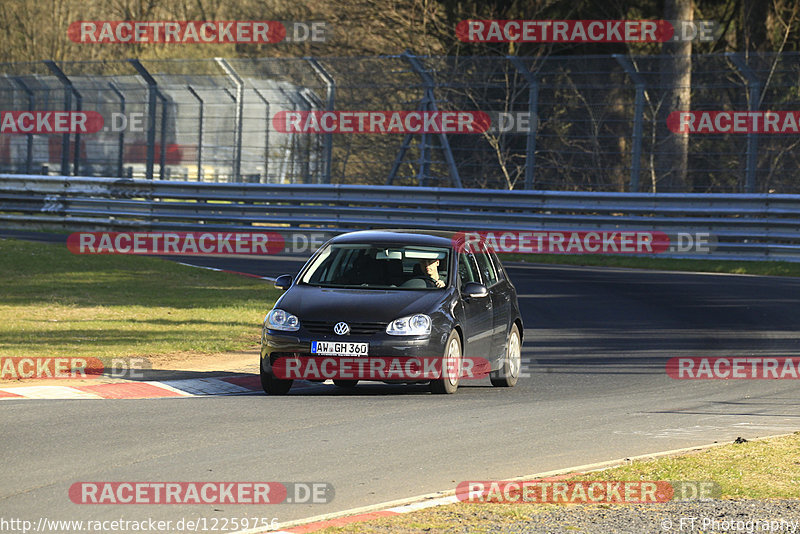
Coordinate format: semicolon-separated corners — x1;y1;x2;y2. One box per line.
333;322;350;336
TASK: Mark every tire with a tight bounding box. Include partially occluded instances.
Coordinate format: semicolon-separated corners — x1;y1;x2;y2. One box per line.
260;360;293;395
333;379;359;388
431;330;462;394
491;324;521;387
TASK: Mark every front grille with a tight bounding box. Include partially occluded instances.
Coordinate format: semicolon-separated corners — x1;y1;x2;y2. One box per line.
302;320;388;336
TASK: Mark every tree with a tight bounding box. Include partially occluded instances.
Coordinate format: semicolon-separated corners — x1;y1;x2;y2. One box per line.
655;0;693;191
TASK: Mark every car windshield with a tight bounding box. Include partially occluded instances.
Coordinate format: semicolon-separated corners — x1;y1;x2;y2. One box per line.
300;244;450;290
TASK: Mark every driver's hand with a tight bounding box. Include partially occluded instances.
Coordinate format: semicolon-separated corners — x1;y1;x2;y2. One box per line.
435;279;445;288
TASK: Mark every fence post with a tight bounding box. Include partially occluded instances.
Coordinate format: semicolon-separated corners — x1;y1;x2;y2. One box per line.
613;55;645;193
12;77;34;174
509;56;539;190
128;59;159;180
252;88;270;183
107;82;126;178
297;91;320;184
728;53;760;194
217;87;238;182
307;58;334;184
402;51;462;188
186;86;204;181
215;58;244;182
159;94;168;179
44;61;82;176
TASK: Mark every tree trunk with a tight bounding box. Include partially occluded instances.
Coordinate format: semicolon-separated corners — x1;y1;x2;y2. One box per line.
655;0;693;192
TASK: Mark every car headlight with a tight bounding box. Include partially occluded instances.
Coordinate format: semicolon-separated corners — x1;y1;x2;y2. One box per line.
386;314;431;336
266;308;300;332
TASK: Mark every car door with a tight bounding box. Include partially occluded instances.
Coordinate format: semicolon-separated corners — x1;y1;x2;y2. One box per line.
457;251;493;360
472;245;510;361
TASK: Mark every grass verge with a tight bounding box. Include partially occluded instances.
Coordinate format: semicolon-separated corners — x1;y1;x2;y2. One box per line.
316;433;800;533
503;253;800;277
0;237;282;361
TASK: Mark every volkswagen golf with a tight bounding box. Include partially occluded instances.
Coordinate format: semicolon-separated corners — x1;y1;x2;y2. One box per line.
260;229;523;394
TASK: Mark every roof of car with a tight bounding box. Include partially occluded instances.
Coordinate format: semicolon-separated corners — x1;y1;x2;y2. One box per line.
329;229;458;247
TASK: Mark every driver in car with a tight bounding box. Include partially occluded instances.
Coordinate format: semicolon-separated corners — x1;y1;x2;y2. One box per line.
418;258;446;288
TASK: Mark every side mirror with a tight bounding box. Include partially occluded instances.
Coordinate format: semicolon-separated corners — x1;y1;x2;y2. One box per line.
274;274;293;290
463;282;489;298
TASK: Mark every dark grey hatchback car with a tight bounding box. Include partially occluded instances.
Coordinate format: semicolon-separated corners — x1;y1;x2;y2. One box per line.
260;229;523;394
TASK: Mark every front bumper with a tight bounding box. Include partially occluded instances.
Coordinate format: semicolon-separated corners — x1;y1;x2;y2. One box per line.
260;327;450;380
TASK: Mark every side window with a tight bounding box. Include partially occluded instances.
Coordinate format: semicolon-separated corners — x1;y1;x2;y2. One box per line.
458;253;480;287
489;251;506;281
474;249;498;287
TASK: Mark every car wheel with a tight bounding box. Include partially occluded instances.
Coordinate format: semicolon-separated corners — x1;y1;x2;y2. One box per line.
333;380;358;388
431;330;461;394
491;324;521;387
260;360;293;395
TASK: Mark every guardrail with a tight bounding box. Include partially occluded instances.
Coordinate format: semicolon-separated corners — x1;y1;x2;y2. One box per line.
2;174;800;261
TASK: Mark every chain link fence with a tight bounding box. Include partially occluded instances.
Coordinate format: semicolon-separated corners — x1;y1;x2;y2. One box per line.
1;52;798;192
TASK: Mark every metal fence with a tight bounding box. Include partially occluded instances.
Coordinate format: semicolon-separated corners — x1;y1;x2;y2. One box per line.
1;52;800;193
3;173;800;261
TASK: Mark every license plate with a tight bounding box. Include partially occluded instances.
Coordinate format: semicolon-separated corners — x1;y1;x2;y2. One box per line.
311;341;369;356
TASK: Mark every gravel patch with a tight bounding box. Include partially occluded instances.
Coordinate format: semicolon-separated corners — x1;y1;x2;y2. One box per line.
492;499;800;533
328;499;800;534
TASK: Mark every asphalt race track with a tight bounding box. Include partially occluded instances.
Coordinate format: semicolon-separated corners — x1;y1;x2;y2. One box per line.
3;245;800;527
